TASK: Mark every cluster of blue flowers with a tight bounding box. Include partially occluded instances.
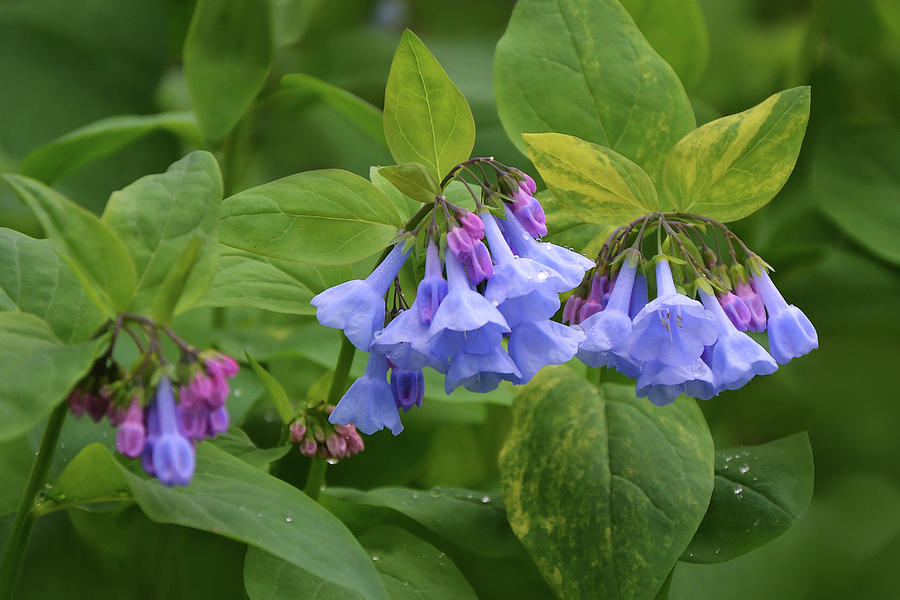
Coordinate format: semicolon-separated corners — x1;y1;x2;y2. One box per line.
311;169;593;435
567;229;818;405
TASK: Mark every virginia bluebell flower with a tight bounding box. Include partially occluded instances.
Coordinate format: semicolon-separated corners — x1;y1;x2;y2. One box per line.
735;279;767;332
700;288;777;391
510;186;548;238
429;250;509;359
150;376;196;487
500;209;594;289
636;358;716;406
416;241;448;325
461;239;493;284
629;259;717;367
330;352;403;435
115;397;145;459
445;345;521;394
311;243;410;350
562;294;584;324
390;367;425;412
628;272;648;320
718;291;751;332
577;273;607;323
751;270;818;364
576;254;643;378
509;320;585;384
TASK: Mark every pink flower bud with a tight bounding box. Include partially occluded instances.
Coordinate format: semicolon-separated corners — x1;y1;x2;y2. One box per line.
300;438;318;457
289;421;307;443
563;295;584;324
326;434;347;458
447;227;474;258
459;211;485;241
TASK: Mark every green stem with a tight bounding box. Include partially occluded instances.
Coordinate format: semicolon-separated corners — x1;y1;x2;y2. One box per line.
303;458;327;501
0;402;69;599
327;335;356;405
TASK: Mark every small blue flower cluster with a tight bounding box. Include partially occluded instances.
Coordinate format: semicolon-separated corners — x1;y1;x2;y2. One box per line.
311;175;594;435
570;244;817;406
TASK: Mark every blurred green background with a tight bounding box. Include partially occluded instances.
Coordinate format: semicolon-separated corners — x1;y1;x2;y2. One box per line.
1;0;898;598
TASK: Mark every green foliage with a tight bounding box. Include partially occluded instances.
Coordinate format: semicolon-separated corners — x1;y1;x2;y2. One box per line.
494;0;695;184
0;313;102;441
183;0;273;141
662;87;810;221
219;169;405;266
684;433;814;563
378;163;441;205
102;151;223;321
245;352;294;424
383;30;476;180
47;443;389;600
245;525;478;600
500;367;714;600
4;175;136;315
524;133;659;225
0;229;105;343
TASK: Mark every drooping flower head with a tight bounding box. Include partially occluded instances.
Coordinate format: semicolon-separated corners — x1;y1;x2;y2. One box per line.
330;352;403;435
751;269;818;365
149;375;195;487
390;367;425;412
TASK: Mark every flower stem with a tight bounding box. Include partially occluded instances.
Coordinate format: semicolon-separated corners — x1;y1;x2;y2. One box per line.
0;401;69;599
303;458;327;501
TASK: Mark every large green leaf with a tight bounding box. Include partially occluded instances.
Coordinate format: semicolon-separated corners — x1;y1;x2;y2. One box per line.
811;123;900;265
3;175;137;314
683;432;814;563
19;112;201;184
494;0;695;183
500;368;714;600
0;312;101;441
279;73;385;145
383;29;475;181
525;133;659;226
245;353;294;424
194;246;354;315
102;151;223;320
0;228;105;343
620;0;710;89
378;163;441;205
43;443;389;600
183;0;272;140
662;87;810;221
219;169;405;266
244;525;478;600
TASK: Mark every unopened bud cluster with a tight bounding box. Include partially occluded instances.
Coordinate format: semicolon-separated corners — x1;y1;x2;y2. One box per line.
287;403;364;461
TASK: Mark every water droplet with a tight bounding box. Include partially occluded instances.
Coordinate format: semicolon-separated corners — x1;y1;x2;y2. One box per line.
733;485;743;495
437;553;445;559
256;513;263;518
752;476;758;481
57;494;67;501
239;506;246;511
714;549;721;556
744;528;751;533
723;464;729;470
429;487;442;498
742;451;750;457
326;458;339;465
59;442;65;449
101;431;108;438
688;552;694;559
285;517;293;523
234;388;243;397
412;493;420;499
753;518;760;527
403;582;409;587
372;555;381;562
480;495;491;503
34;450;39;456
739;464;750;474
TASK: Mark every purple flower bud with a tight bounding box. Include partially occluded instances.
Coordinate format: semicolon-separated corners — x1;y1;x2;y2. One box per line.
459;211;485;241
390;367;425;412
115;398;145;459
520;174;537;195
416;240;448;326
447;227;474;258
510;189;547;238
337;425;366;455
151;376;196;487
461;240;494;284
577;274;607;322
86;391;111;423
300;438;318;457
563;295;584;324
289;421;307;443
718;292;751;331
735;280;766;332
106;403;126;427
207;406;229;436
189;372;213;399
68;389;87;417
326;434;347;458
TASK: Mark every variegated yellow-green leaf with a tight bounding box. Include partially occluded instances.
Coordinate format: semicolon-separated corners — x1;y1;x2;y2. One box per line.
494;0;695;185
500;368;714;600
383;29;475;181
524;133;659;228
662;86;810;221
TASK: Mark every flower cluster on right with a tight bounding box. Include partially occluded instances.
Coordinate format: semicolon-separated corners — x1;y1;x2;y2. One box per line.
566;214;818;406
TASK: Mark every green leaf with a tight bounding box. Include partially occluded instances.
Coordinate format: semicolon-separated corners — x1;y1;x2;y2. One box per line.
245;352;294;424
383;29;476;180
378;163;441;204
620;0;710;88
499;368;714;600
19;112;202;184
184;0;273;140
2;174;136;315
494;0;695;183
151;238;202;324
102;151;223;320
279;73;385;145
524;133;659;226
683;432;814;563
219;169;405;266
210;428;291;469
370;166;425;220
811;123;900;265
323;486;522;559
0;312;102;441
0;228;105;343
45;443;389;600
662;86;811;221
245;525;478;600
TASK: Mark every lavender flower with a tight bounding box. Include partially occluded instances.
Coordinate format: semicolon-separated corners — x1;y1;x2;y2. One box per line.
718;292;752;332
390;367;425;412
751;270;818;364
115;397;145;459
508;320;585;384
636;359;716;406
500;209;593;289
330;353;403;435
445;345;521;394
735;279;767;332
150;376;195;487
